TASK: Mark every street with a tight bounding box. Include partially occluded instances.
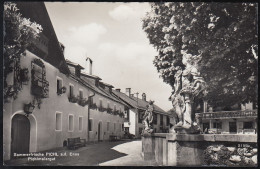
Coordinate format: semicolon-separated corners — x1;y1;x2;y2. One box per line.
4;140;156;166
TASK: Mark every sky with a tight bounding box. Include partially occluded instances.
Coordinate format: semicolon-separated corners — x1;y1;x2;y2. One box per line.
45;2;173;111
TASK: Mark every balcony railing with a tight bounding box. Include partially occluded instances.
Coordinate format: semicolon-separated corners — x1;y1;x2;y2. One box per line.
196;109;257;120
27;33;49;58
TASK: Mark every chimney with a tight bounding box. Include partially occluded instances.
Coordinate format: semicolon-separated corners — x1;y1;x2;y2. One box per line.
142;93;146;101
115;88;121;92
89;59;92;75
85;57;93;75
126;88;131;96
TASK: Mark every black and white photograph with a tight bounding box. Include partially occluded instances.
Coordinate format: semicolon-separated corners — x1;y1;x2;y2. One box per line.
3;1;258;167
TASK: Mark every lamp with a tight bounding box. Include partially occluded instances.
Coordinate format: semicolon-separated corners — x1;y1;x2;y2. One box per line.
24;102;35;116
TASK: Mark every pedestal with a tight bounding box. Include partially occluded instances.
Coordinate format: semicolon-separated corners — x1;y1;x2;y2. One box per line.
141;136;155;161
174;125;200;134
142;133;257;166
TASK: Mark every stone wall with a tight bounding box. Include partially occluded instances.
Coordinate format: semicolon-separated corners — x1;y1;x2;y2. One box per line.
142;133;257;166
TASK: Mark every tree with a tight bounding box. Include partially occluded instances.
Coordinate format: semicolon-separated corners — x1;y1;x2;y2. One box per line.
142;2;258;109
4;2;42;102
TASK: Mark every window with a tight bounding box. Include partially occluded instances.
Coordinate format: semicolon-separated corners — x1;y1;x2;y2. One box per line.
114;105;116;111
125;127;129;133
138;111;143;123
75;68;81;77
203;123;209;132
229;122;237;133
213;122;222;129
122;124;124;131
89;119;93;131
99;99;103;108
95;80;99;87
125;109;129;120
68;115;74;132
79;90;83;99
31;59;49;98
153;113;157;124
55;112;62;131
160;114;163;126
244;122;253;129
107;122;110;131
79;117;83;131
68;65;75;74
89;97;93;105
167;116;170;126
69;85;74;97
57;78;62;93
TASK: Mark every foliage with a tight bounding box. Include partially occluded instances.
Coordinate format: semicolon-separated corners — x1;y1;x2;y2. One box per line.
142;2;258;109
89;103;98;110
204;145;256;167
4;2;42;101
78;97;88;107
107;108;113;114
68;95;78;103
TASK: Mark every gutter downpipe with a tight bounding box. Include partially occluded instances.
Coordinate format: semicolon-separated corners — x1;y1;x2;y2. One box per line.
88;92;95;142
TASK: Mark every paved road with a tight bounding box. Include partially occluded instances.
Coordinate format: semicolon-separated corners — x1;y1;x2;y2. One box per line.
99;140;156;166
4;140;156;166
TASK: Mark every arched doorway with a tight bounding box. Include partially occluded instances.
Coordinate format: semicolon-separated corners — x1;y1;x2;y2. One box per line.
98;122;102;141
11;114;30;158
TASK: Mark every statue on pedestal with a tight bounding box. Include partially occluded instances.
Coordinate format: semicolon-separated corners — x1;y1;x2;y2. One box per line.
169;53;205;134
142;100;154;135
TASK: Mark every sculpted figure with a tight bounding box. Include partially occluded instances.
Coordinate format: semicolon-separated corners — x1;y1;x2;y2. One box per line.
142;101;154;134
169;54;204;133
169;68;186;129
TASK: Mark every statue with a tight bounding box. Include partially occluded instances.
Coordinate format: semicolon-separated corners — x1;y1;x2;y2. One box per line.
142;100;154;135
169;53;204;134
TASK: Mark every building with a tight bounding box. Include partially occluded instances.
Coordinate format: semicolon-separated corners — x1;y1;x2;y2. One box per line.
195;101;257;134
113;88;171;138
3;2;126;161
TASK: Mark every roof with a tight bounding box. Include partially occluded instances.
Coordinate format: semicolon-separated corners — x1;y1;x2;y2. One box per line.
112;90;168;115
77;75;127;107
81;72;102;80
100;82;114;88
16;2;70;74
66;59;84;69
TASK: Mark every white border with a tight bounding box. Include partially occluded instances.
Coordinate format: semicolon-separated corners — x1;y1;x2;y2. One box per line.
99;98;103;108
107;121;110;131
98;120;103;140
89;118;93;132
78;116;83;132
107;101;110;109
68;114;74;132
69;83;74;96
55;111;62;131
79;88;83;98
114;104;117;111
10;110;38;153
56;76;63;91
